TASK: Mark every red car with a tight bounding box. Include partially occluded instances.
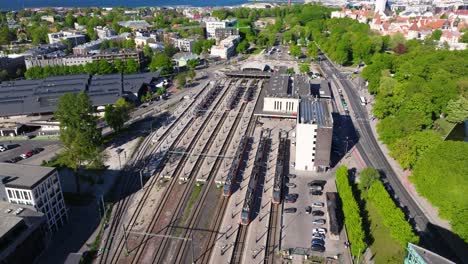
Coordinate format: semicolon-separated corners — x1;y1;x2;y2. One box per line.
25;151;33;157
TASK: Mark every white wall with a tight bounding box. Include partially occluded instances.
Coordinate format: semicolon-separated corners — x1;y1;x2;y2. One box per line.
263;97;299;113
295;122;318;171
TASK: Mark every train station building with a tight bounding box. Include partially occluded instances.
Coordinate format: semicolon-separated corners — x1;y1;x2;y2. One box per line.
252;71;334;172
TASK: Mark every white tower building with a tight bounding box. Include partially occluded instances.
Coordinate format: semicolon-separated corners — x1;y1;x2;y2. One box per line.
375;0;387;14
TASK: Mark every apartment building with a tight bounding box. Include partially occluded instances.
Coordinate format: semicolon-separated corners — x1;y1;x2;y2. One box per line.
47;31;86;47
0;163;67;232
205;19;237;39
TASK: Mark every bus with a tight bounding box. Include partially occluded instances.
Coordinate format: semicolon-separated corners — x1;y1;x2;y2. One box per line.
360;96;367;106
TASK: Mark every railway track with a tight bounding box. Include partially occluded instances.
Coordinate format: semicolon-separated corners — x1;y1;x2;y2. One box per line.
128;79;240;264
265;204;279;264
98;80;223;264
196;115;259;264
170;82;261;264
97;84;208;264
231;225;248;264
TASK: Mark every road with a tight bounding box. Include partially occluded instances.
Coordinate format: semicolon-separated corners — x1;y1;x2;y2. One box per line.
320;55;465;262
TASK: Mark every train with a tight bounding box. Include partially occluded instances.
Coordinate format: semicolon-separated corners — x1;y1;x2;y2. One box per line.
272;135;287;204
223;136;249;196
243;81;257;102
240;130;269;225
194;80;226;117
225;80;246;111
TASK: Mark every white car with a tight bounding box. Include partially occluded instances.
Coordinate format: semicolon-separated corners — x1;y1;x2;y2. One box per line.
20;154;28;159
0;146;6;152
312;228;327;234
312;202;325;208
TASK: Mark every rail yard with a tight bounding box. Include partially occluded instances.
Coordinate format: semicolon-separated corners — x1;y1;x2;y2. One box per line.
96;71;290;264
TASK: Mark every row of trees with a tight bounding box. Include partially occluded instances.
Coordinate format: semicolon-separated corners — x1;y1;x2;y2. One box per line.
366;179;420;247
24;59;139;79
335;166;367;257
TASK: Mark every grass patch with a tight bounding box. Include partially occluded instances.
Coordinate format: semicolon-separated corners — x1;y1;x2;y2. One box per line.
178;185;203;229
365;201;405;263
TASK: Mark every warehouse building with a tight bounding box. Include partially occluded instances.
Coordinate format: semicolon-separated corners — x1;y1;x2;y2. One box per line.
0;202;48;263
0;163;67;232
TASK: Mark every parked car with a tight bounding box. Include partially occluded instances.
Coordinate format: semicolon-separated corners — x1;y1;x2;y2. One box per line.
312;233;325;239
0;145;6;152
3;159;13;163
311;238;325;246
287;174;296;179
309;185;323;191
308;180;326;187
11;156;22;163
284;208;297;213
31;147;44;154
312;202;325;208
305;206;312;214
20;154;28;159
312;219;326;225
310;190;322;196
25;151;33;157
285;198;297;203
285;194;298;200
312;210;325;216
312;228;327;234
311;244;325;252
286;183;296;188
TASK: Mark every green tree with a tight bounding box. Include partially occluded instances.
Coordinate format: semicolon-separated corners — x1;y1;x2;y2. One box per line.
124;59;139;74
143;44;153;58
186;58;199;70
104;98;132;132
299;63;310;74
307;42;318;60
335;166;367;257
390;131;442;169
176;73;187;88
446;96;468;123
54;92;103;193
430;29;442;41
359;167;380;190
236;39;250;54
149;53;173;74
289;44;302;58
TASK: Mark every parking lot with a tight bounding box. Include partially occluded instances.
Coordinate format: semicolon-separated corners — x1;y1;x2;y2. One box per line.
280;135;350;261
0;139;61;165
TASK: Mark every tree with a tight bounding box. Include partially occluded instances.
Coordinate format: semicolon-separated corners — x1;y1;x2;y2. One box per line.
187;69;196;85
176;73;187;88
54;92;102;193
186;58;199;70
289;44;302;58
446;96;468;123
335;166;367;257
359;167;380;190
411;141;468;242
430;29;442;41
390;131;442;169
143;44;153;58
299;63;310;74
149;53;173;74
307;42;318;60
124;59;139;74
104;98;132;132
236;39;249;54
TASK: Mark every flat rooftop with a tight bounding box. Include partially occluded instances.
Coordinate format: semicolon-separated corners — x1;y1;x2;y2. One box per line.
298;98;332;127
0;201;44;239
265;73;293;98
408;243;456;264
0;163;56;189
